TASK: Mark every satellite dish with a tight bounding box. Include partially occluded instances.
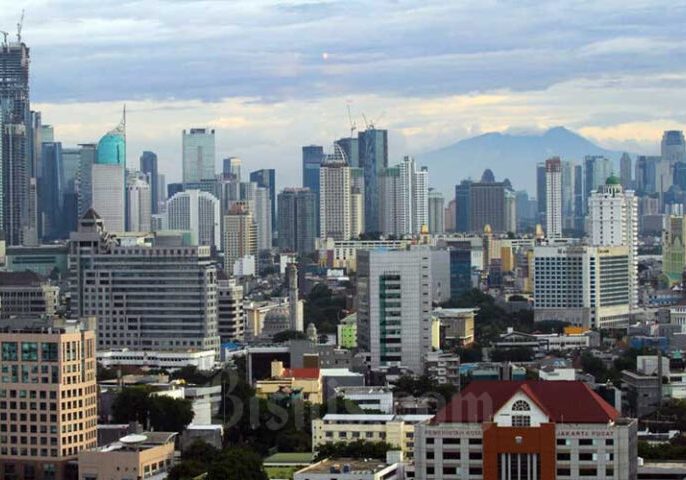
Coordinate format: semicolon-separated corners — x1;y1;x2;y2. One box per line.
119;434;147;445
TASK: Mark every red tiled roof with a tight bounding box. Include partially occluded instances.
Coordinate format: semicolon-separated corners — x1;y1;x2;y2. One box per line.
433;380;618;424
282;367;320;379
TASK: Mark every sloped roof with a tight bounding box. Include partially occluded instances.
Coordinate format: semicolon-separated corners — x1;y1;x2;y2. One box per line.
433;380;618;424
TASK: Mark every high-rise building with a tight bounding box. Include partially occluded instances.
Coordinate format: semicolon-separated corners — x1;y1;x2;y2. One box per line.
0;38;32;245
139;151;159;214
166;189;221;247
60;147;81;235
584;155;613;198
302;145;324;192
250;169;276;233
69;210;219;351
277;188;317;255
545;157;562;238
222;156;241;181
157;173;166;208
287;263;303;332
39;142;65;240
561;160;575;230
358;128;388;233
182;128;215;183
573;163;584;229
454;180;471;233
92;116;126;232
0;319;98;480
379;156;428;236
663;215;686;285
620;152;633;190
428;189;445;234
662;130;686;164
0;271;59;320
223;202;257;273
126;173;152;232
536;162;546;224
335;137;359;167
254;186;272;250
588;175;638;309
635;155;660;194
76;143;97;217
217;272;245;342
468;169;515;234
534;244;631;329
444;199;456;232
319;159;351;241
357;248;432;374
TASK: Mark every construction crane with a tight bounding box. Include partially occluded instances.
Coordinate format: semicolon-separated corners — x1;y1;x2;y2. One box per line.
346;103;356;138
0;31;8;46
17;10;24;43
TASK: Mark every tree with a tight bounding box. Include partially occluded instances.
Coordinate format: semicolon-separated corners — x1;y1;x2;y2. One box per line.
491;347;534;362
181;439;220;464
167;460;206;480
111;386;152;425
206;449;267;480
315;440;397;460
148;395;194;432
170;365;216;386
272;330;308;343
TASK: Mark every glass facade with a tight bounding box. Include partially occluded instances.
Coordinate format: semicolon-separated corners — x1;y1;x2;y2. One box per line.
96;132;125;165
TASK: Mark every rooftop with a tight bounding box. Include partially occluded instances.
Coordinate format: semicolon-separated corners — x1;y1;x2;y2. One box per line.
433;380;618;424
297;458;394;474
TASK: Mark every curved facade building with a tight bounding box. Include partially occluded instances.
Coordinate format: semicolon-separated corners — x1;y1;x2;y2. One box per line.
96;130;125;165
92;118;126;231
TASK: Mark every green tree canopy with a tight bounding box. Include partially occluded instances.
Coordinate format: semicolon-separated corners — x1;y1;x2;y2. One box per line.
206;449;267;480
111;386;194;433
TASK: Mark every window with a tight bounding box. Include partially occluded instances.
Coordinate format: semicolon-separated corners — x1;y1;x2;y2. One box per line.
512;415;531;427
41;344;58;362
2;343;17;361
21;343;38;362
512;400;531;411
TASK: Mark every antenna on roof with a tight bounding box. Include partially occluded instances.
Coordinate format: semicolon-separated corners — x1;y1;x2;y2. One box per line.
17;9;24;43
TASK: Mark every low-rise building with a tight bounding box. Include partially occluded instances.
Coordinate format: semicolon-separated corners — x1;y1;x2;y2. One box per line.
415;380;638;480
312;414;432;459
97;348;216;371
255;360;323;404
294;457;403;480
0;272;59;320
424;351;461;385
334;386;394;414
78;431;176;480
432;308;476;348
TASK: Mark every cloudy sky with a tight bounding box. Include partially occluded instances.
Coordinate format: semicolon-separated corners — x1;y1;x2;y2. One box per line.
4;0;686;189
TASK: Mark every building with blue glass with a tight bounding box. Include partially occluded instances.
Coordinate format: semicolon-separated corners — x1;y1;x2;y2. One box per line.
358;129;388;233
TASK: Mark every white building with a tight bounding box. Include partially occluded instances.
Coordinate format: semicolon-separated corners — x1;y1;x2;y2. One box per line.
294;458;404;480
545;157;562;238
223;202;257;273
182;128;215;183
166;189;221;248
534;244;632;329
127;174;151;232
254;186;272;250
357;248;432;373
379;156;429;237
92;164;125;232
334;386;394;414
428;189;445;234
97;349;217;371
320;160;352;240
588;176;638;309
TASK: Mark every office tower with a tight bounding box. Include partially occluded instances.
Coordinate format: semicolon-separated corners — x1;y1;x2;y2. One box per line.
182;128;215;183
250;169;276;233
217;272;245;342
166;189;221;247
534;244;631;329
40;124;54;143
139;151;159;214
357;248;432;374
157;173;166;210
560;160;575;230
588;175;638;309
76;143;96;217
428;189;445;234
584;155;613;198
92;116;126;232
60;147;81;235
536;162;546;224
0;271;59;320
0;38;31;245
0;320;97;479
335;136;359;167
319;159;351;240
449;244;473;299
39;142;64;240
223;202;257;273
222;156;241;181
126;173;152;232
379;156;429;236
444;199;456;232
350;167;365;237
454;180;471;232
635;155;659;194
620;152;633;190
545;157;562;238
69;210;220;350
468;169;514;234
663;215;686;285
167;182;184;199
302;145;324;191
358;128;388;233
662;130;686;164
277;188;317;255
254;186;272;250
573;163;584;227
287;263;303;331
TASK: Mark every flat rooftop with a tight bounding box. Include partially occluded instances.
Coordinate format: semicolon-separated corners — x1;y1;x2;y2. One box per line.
298;458;393;474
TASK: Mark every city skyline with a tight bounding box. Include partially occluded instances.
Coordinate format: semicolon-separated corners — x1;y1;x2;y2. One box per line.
3;1;686;191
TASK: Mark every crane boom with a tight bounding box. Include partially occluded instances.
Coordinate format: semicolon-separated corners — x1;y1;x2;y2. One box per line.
17;10;24;43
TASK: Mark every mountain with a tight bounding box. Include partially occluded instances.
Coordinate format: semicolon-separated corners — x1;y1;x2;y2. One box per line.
416;127;629;197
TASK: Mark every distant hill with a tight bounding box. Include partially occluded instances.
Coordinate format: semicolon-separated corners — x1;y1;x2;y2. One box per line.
416;127;629;197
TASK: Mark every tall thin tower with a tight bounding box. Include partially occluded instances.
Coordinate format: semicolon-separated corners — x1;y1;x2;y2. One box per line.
545;157;562;238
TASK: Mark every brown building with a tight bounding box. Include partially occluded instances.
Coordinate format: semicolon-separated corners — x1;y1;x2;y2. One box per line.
0;320;97;480
0;272;59;320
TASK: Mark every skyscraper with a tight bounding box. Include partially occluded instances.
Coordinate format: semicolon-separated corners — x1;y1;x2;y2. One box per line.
277;188;317;255
545;157;562;238
182;128;215;183
357;248;432;374
620;152;632;190
140;151;159;214
319;158;351;240
379;156;428;236
39;142;64;240
536;162;546;224
454;180;471;233
223;202;257;273
635;155;660;194
573;163;584;231
468;169;514;234
302;145;324;192
166;189;221;247
254;186;273;250
77;143;97;217
335;136;359;167
0;37;31;245
217;272;245;342
250;169;276;233
428;189;445;234
126;173;152;232
561;160;575;230
358;128;388;233
588;175;638;309
584;155;613;198
223;156;241;181
662;130;686;164
92;115;126;232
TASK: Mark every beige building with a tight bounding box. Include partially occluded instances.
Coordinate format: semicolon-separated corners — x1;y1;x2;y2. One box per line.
431;308;476;348
78;431;176;480
255;361;323;404
312;414;432;459
0;272;59;320
0;319;97;480
223;202;257;274
319;160;352;241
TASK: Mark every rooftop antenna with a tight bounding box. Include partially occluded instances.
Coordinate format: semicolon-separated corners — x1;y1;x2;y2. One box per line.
17;9;24;43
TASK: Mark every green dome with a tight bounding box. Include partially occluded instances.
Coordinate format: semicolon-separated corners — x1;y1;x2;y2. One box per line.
96;131;125;165
605;175;621;185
